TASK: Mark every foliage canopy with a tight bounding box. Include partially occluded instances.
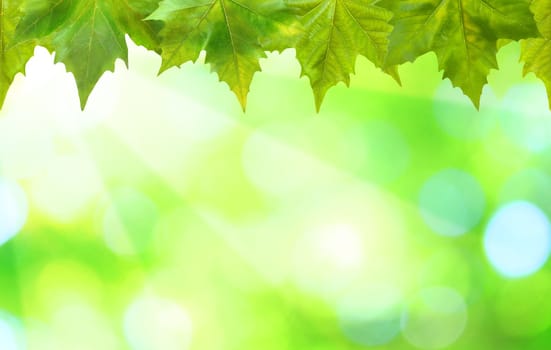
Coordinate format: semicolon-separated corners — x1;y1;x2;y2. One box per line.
2;0;549;111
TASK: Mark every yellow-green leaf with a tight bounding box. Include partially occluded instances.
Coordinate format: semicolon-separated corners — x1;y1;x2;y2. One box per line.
16;0;161;109
0;1;37;108
381;0;539;108
521;0;551;108
148;0;296;111
289;0;394;111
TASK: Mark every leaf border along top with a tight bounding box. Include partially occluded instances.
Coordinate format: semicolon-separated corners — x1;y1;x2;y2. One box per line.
1;0;547;111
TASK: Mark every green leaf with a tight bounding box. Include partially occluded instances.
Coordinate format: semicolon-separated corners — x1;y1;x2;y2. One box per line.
16;0;161;109
148;0;296;111
521;0;551;108
288;0;394;111
380;0;539;108
0;1;37;108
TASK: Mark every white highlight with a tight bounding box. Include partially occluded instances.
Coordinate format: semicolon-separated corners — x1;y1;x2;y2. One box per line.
484;201;551;278
0;178;28;246
124;295;192;350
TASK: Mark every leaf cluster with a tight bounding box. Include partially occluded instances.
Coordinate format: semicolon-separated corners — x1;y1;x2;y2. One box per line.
1;0;549;111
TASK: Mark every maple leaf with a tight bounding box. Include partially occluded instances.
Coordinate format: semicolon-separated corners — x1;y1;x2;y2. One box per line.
521;0;551;108
288;0;394;111
0;1;37;109
380;0;539;108
16;0;161;109
148;0;296;111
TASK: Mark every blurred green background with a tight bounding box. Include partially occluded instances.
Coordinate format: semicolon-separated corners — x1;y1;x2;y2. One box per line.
0;40;551;350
